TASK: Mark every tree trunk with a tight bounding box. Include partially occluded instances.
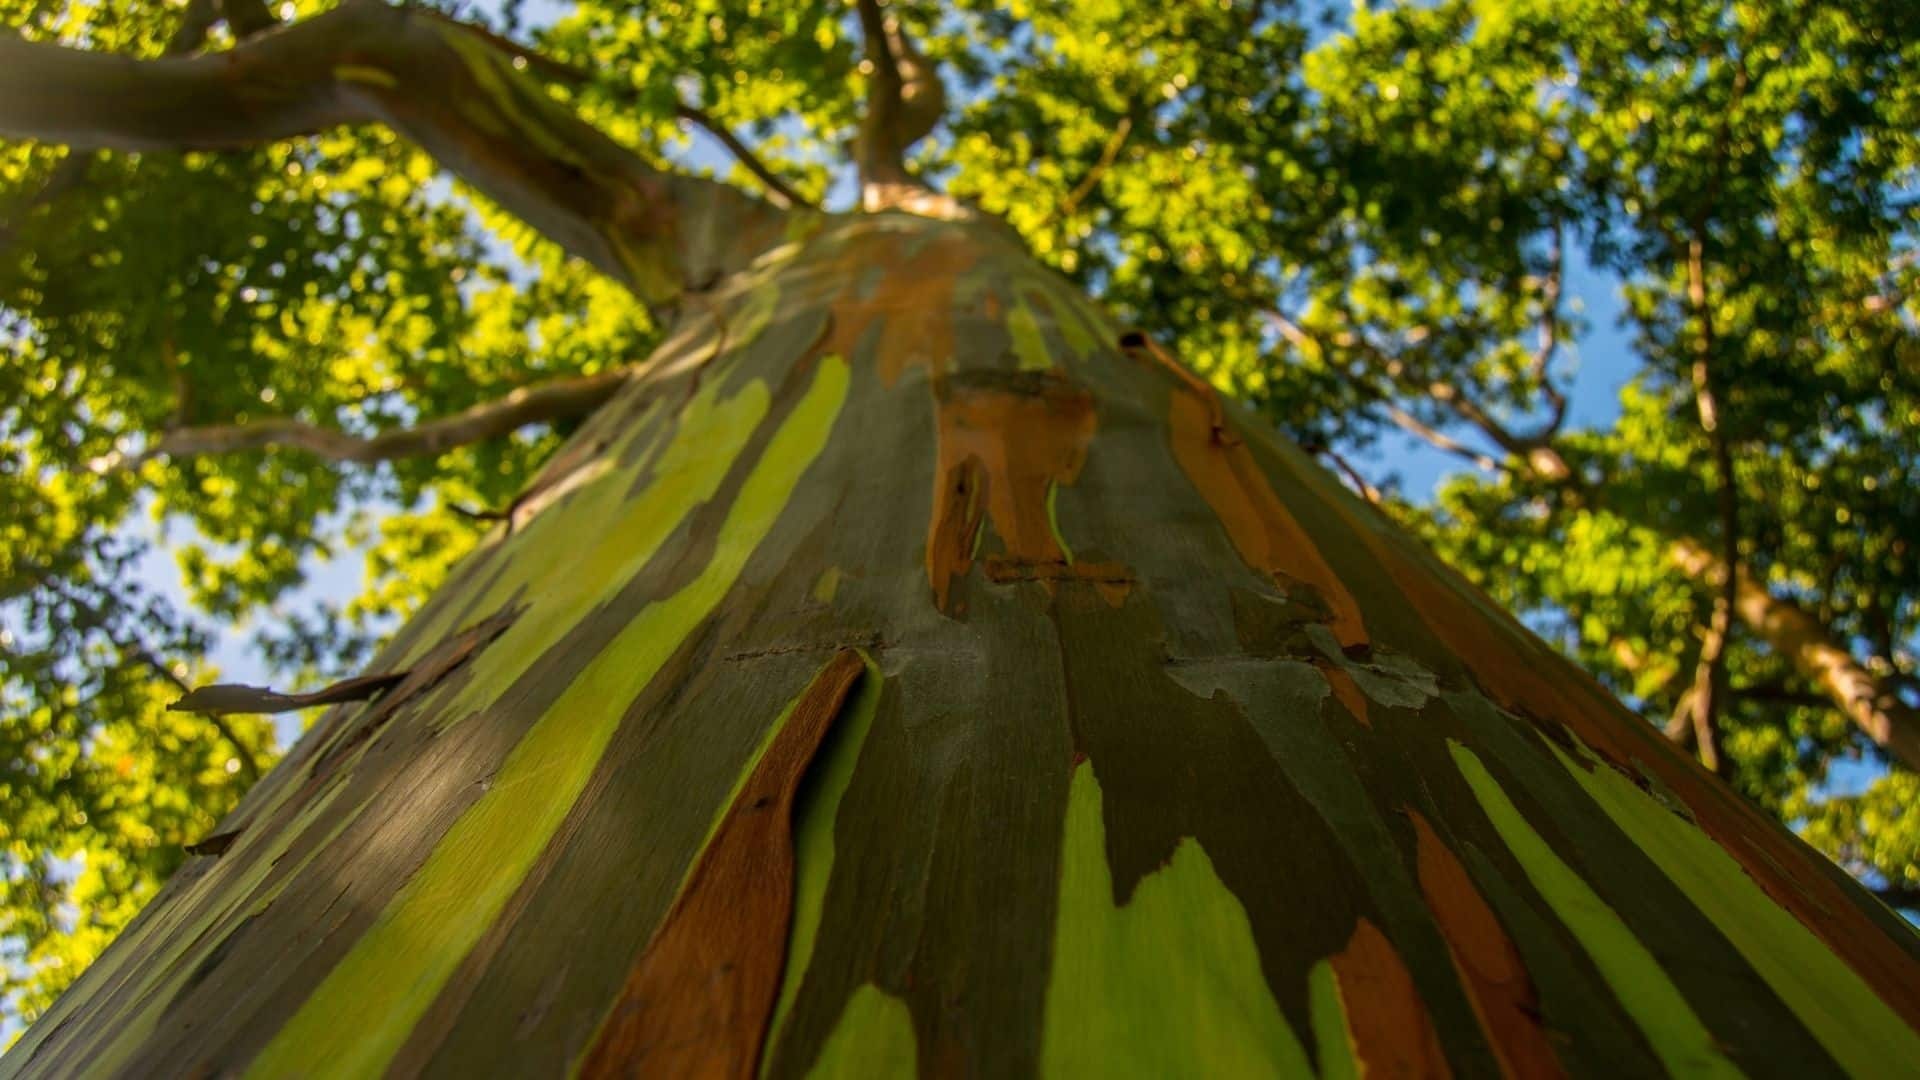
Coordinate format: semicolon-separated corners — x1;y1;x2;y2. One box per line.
9;211;1920;1079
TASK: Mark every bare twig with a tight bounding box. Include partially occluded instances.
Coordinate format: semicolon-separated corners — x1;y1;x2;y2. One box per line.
43;578;263;780
1680;232;1740;776
1313;446;1384;506
1381;403;1502;473
674;104;808;211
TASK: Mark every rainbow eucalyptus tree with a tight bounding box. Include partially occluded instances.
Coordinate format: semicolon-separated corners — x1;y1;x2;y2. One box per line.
2;0;1919;1075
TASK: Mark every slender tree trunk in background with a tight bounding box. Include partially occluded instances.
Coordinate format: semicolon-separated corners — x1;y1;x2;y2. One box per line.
8;211;1920;1078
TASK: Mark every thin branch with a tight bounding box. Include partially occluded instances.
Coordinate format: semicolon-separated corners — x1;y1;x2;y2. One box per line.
1530;220;1569;434
674;104;809;211
1682;230;1742;776
99;367;630;471
1273;295;1918;769
1312;445;1385;506
1261;308;1320;357
1664;686;1696;743
43;578;263;781
1051;115;1133;222
1382;404;1502;473
1267;308;1503;473
0;1;784;304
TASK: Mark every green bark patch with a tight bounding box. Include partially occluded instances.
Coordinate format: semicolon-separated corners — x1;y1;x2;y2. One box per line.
1450;740;1741;1079
1549;736;1920;1075
1041;761;1317;1078
248;358;849;1077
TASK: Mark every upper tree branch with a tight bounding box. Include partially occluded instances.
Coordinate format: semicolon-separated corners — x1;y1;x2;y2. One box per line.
854;0;947;209
407;11;813;212
97;368;629;471
1;0;238;250
0;1;788;304
1049;114;1134;223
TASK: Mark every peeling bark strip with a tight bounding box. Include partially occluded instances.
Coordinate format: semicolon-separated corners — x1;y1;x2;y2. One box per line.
167;671;406;716
580;650;866;1078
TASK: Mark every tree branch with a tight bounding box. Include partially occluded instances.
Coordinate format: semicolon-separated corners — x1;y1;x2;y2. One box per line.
1382;403;1502;473
854;0;947;209
0;1;787;304
674;104;810;211
1;0;231;250
99;367;630;471
1531;221;1569;434
403;12;815;212
1682;231;1741;776
1311;445;1384;506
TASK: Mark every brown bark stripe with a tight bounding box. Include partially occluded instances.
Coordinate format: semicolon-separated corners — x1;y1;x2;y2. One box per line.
579;649;867;1078
1168;391;1367;649
1328;918;1452;1078
1409;810;1566;1079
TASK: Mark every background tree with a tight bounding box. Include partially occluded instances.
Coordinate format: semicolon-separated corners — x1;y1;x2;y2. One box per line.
0;0;1917;1070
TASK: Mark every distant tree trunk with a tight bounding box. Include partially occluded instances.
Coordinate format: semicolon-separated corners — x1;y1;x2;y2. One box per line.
9;211;1920;1079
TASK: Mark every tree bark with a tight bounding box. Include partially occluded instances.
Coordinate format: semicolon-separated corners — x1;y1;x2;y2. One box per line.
9;211;1920;1079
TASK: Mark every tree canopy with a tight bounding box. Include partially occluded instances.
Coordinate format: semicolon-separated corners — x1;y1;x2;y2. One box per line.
1;0;1916;1031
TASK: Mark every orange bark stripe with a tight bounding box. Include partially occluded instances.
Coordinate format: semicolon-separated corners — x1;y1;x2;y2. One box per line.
925;374;1099;612
1329;918;1452;1078
1168;391;1367;649
579;649;867;1079
1409;811;1565;1079
1320;663;1371;728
